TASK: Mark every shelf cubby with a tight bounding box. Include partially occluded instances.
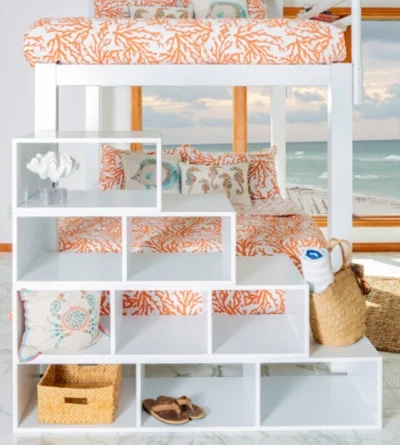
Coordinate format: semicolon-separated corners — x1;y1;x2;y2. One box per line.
14;289;112;364
139;363;257;429
115;290;210;355
260;359;381;429
123;196;236;286
13;131;163;216
16;217;122;284
16;364;137;433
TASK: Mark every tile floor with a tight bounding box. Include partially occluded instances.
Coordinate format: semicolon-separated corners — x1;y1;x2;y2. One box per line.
1;252;400;445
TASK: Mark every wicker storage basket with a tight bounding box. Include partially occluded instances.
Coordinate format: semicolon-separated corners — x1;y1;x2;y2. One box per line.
38;364;122;424
310;239;366;346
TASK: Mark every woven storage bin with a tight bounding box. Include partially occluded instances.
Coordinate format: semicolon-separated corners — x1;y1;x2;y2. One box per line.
38;364;122;424
310;239;366;346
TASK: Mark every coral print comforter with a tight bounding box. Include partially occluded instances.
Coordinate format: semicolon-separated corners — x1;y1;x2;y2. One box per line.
24;18;346;66
58;197;326;316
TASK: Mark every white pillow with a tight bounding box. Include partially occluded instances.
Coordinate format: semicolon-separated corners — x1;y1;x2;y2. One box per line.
129;5;194;18
180;161;252;205
19;290;108;362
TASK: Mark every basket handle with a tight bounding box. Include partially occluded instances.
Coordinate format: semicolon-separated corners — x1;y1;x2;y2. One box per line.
328;238;352;272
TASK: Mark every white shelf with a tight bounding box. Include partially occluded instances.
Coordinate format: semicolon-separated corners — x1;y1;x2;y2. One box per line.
127;252;233;286
117;315;208;355
142;377;255;429
16;190;157;217
14;130;162;143
236;256;306;290
161;194;235;216
18;253;122;283
18;378;137;432
213;315;304;357
261;375;378;429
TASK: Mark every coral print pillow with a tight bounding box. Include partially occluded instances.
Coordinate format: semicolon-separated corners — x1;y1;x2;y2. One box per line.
129;5;194;18
180;162;252;205
19;290;108;362
94;0;178;18
121;152;180;193
184;146;280;200
247;0;267;19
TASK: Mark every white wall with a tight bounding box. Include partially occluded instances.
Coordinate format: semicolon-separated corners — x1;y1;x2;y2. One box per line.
0;0;90;242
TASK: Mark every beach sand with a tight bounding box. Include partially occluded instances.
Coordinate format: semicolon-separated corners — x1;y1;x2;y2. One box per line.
287;186;400;215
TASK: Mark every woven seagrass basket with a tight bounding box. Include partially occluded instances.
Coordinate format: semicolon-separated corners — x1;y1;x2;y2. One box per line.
309;239;366;347
38;364;122;424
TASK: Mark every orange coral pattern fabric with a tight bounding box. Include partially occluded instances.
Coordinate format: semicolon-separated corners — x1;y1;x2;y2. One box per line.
24;18;346;66
94;0;178;18
247;0;267;19
57;198;326;315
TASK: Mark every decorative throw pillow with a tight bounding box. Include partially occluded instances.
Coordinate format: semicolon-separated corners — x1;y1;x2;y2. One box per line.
19;290;108;362
94;0;178;19
121;152;181;193
99;144;187;191
180;162;252;205
129;5;194;18
206;0;248;18
247;0;267;19
183;146;280;200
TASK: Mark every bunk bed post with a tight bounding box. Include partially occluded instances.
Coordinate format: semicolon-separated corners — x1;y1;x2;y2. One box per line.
352;0;363;105
34;64;57;132
85;86;101;189
271;86;286;198
328;64;353;249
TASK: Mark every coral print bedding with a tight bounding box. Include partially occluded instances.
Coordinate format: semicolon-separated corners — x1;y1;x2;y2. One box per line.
24;18;346;66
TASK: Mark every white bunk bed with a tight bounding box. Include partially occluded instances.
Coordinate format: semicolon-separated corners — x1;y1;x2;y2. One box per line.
13;0;383;435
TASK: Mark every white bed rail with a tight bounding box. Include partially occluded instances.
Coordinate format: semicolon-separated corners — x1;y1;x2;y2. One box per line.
296;0;363;105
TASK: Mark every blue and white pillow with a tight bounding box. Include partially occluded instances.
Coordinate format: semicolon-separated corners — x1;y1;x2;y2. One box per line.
121;152;181;194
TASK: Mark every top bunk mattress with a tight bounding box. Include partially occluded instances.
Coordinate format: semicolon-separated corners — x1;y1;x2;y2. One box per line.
24;18;346;66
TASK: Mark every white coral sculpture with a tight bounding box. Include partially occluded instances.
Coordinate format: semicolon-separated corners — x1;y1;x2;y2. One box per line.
27;151;79;184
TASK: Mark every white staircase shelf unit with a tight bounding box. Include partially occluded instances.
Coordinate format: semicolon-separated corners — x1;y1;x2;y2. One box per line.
13;131;382;433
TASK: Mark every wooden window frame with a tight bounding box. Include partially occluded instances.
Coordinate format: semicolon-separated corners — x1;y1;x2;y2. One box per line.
130;8;400;230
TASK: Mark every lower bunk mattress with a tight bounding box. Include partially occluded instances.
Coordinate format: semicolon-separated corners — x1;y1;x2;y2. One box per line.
24;18;346;66
57;198;326;316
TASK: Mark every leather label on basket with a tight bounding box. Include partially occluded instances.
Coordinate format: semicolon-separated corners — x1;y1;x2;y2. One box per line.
64;397;88;405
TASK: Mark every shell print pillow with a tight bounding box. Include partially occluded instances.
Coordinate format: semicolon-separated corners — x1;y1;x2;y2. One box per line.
19;290;109;362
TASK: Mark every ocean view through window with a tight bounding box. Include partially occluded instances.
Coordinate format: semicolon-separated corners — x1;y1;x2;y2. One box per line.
143;21;399;216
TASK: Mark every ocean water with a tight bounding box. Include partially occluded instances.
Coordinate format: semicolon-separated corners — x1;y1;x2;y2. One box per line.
165;140;400;201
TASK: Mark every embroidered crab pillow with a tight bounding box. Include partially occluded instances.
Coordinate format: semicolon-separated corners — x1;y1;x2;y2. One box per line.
180;161;252;205
121;152;181;193
19;290;108;362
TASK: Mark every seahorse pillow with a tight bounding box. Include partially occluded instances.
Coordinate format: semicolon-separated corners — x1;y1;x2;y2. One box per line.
94;0;179;18
129;5;194;18
98;144;187;190
121;152;181;193
183;146;281;200
180;162;252;205
19;290;108;362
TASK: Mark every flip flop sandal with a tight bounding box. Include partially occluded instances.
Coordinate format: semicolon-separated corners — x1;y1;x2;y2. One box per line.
176;396;205;420
142;396;190;425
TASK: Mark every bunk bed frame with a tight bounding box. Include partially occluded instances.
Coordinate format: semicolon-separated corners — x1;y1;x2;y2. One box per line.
34;0;361;247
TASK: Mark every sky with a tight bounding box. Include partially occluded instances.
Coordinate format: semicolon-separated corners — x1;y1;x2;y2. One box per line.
142;21;400;144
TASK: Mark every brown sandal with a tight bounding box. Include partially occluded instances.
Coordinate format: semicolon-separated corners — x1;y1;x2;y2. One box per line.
142;396;190;425
176;395;205;420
